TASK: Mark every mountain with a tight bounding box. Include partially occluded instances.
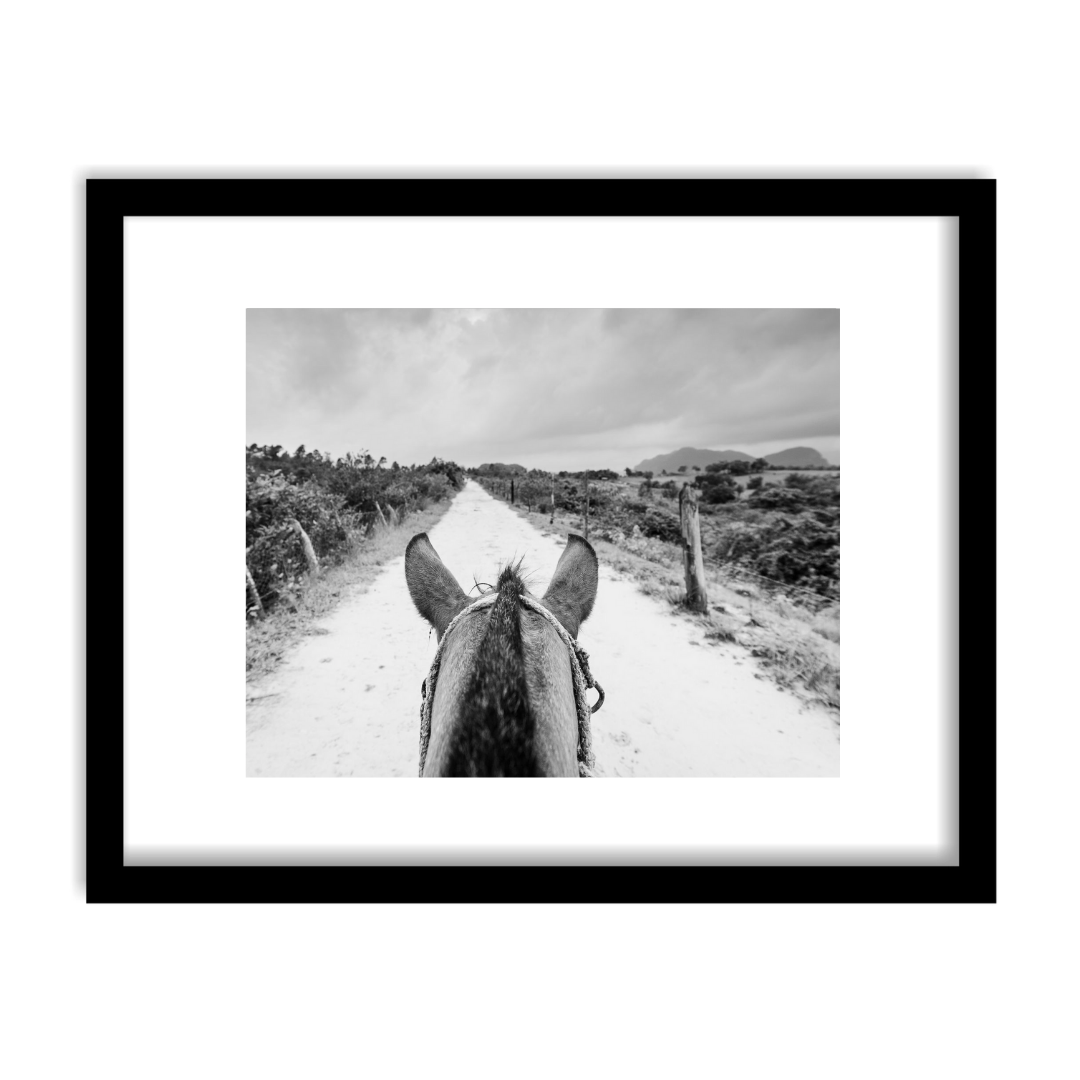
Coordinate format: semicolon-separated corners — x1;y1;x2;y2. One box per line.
632;445;831;472
763;446;830;468
633;447;754;473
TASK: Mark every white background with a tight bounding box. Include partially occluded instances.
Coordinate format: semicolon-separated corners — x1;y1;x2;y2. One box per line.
5;2;1073;1078
126;216;947;860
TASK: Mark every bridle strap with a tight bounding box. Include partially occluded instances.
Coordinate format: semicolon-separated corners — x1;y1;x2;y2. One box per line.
418;593;603;777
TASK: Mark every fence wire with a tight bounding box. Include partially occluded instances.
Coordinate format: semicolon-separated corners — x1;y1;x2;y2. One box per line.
711;561;837;609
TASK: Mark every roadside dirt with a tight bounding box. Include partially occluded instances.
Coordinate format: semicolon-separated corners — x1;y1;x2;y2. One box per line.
246;481;840;777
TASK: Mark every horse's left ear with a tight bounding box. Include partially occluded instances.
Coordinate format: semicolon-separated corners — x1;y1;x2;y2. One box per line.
542;533;598;639
405;533;469;640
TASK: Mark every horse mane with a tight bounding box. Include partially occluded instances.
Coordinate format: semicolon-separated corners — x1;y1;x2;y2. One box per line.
445;558;537;776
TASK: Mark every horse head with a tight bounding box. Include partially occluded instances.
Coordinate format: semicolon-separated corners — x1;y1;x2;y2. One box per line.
405;533;600;776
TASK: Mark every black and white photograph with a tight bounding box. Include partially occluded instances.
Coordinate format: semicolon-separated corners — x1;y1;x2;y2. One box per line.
246;307;841;777
19;0;1064;1063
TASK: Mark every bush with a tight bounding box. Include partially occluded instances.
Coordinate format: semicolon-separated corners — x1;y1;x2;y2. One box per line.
641;508;682;543
710;506;840;599
246;446;462;616
700;478;738;504
516;477;550;510
747;514;839;598
750;474;838;511
246;470;354;611
748;486;806;511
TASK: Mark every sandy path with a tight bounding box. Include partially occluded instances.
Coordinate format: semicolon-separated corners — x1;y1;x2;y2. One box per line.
246;481;840;777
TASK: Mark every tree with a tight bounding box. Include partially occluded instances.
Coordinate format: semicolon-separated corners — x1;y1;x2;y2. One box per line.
701;477;738;504
692;465;701;472
519;477;548;511
625;467;633;477
697;468;739;504
751;457;770;473
677;465;687;473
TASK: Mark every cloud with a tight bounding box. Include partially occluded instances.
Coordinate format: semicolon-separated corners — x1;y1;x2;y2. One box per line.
246;308;839;469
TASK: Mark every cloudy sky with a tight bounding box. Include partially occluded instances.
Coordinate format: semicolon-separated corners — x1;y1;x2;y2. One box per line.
246;309;839;471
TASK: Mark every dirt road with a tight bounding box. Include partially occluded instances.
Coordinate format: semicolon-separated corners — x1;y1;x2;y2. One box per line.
246;482;840;777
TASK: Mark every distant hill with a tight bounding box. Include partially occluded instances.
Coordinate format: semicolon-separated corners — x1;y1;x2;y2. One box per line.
764;446;830;468
633;447;752;473
476;462;528;476
633;445;830;472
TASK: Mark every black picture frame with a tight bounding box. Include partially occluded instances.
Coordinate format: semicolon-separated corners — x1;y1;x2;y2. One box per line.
89;178;994;903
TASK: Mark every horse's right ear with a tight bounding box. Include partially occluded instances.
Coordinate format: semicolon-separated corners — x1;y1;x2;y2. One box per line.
542;533;598;639
405;533;469;640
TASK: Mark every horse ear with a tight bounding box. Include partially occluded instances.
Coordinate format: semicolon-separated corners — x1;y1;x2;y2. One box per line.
405;533;469;640
541;533;598;639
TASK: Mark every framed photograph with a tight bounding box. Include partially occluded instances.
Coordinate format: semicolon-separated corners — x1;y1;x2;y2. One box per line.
90;179;994;902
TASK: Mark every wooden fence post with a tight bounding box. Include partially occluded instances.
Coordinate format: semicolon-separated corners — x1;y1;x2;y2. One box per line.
245;559;265;618
290;519;320;578
584;468;589;540
679;484;708;613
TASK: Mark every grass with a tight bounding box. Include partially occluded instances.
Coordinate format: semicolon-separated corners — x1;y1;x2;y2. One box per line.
511;502;840;713
245;500;451;681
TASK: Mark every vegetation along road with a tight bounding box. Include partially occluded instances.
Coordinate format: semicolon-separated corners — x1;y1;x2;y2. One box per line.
246;482;840;777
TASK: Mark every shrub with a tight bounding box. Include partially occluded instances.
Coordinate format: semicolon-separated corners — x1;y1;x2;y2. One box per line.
700;478;738;504
748;486;806;511
246;469;354;610
641;508;682;543
710;507;839;599
246;446;462;616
